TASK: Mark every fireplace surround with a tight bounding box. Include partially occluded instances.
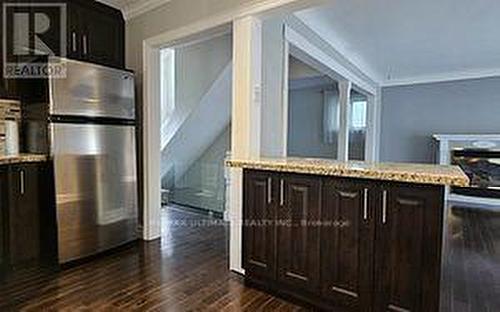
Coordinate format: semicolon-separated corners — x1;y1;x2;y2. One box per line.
434;134;500;205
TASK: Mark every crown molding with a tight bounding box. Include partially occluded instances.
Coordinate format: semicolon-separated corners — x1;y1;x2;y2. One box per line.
381;68;500;87
98;0;173;20
126;0;173;20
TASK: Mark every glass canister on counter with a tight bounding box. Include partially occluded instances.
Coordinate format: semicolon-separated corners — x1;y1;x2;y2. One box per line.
0;99;21;156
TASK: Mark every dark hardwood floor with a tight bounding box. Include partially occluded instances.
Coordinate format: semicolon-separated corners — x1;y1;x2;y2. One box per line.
1;203;499;311
0;206;305;311
441;203;500;312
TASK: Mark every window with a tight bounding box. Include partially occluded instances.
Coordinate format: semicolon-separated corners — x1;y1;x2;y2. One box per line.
348;90;368;161
160;48;175;124
350;100;367;129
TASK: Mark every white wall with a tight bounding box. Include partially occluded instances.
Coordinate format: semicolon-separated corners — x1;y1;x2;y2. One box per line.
127;0;258;83
161;34;232;150
175;34;232;120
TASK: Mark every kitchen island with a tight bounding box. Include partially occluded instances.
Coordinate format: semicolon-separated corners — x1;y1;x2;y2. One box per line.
227;157;468;312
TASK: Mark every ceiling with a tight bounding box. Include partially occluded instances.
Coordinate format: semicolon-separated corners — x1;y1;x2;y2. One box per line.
98;0;171;19
295;0;500;85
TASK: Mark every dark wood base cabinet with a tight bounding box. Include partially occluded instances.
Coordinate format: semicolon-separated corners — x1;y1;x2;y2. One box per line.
1;162;54;275
243;170;444;312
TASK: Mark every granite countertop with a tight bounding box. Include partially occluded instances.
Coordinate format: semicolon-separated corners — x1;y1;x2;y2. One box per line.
226;157;469;187
0;154;48;165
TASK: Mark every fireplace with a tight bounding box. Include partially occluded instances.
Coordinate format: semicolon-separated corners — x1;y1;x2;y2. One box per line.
451;149;500;199
434;134;500;204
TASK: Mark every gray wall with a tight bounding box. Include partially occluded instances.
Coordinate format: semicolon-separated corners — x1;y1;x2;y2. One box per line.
287;88;337;158
380;77;500;163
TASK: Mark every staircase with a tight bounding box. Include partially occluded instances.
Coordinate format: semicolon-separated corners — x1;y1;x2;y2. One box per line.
160;61;232;213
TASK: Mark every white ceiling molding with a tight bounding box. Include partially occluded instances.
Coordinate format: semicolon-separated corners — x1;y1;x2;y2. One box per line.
381;68;500;87
98;0;173;20
295;0;500;88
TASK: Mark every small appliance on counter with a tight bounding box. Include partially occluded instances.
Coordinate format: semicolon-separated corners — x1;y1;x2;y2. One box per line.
0;99;21;156
19;57;139;264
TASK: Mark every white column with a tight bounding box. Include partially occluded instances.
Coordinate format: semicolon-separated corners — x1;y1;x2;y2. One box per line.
365;88;380;162
337;81;352;161
142;44;162;240
229;16;263;274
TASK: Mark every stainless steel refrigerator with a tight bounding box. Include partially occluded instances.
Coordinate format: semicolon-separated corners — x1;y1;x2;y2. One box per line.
23;57;138;264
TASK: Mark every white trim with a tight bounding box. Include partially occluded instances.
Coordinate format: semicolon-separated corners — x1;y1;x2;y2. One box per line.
228;16;263;273
144;0;327;48
382;69;500;87
284;16;378;95
98;0;174;20
372;88;382;162
231;267;246;275
127;0;173;20
337;81;351;161
283;17;380;162
282;39;290;157
142;42;162;240
365;92;378;162
433;134;500;141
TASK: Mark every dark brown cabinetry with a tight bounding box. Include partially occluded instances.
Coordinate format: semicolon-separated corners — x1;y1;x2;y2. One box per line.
0;0;125;97
321;178;375;311
277;174;320;292
243;170;444;312
0;162;51;271
373;183;443;312
67;1;125;68
0;167;7;273
243;170;276;280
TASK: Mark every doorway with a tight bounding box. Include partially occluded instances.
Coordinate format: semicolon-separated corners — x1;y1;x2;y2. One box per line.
159;32;233;220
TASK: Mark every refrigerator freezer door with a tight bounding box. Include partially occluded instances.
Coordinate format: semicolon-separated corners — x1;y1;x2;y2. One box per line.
49;58;135;119
50;122;138;263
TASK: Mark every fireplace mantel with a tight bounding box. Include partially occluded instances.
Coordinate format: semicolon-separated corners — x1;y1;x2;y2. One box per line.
434;134;500;205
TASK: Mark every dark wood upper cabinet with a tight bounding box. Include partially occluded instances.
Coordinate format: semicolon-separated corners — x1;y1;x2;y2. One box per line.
276;174;321;292
0;0;125;97
321;178;375;311
373;184;444;312
81;6;125;69
243;170;276;280
67;1;125;69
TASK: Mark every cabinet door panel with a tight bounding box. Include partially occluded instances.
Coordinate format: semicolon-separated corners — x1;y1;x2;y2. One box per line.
67;3;82;60
321;178;375;311
83;6;124;68
243;170;276;279
374;184;444;312
277;174;320;291
0;167;7;272
8;164;42;265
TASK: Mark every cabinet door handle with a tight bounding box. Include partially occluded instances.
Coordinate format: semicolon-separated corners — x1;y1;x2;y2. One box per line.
382;190;387;224
72;32;77;52
20;169;25;195
279;179;284;206
363;188;369;220
83;34;88;55
267;177;272;204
